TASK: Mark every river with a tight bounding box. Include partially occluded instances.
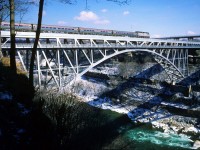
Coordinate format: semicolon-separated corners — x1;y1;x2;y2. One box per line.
73;60;200;149
103;123;194;149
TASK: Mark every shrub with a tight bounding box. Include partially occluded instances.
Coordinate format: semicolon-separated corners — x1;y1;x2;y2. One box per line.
33;91;104;148
32;90;129;149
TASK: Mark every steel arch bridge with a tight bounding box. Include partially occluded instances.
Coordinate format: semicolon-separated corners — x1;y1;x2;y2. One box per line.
1;31;200;88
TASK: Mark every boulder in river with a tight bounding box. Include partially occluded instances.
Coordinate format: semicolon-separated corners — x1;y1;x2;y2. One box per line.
183;126;200;135
193;140;200;149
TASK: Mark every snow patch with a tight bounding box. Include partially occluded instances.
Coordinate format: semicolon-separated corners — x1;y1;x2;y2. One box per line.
0;92;12;101
18;103;30;115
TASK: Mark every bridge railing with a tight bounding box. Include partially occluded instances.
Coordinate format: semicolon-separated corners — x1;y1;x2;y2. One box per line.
2;43;200;49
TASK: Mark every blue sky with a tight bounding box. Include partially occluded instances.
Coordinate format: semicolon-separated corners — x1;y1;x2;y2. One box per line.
22;0;200;37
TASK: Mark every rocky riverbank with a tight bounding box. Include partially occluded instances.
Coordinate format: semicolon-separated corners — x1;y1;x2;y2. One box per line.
75;79;200;149
71;61;200;149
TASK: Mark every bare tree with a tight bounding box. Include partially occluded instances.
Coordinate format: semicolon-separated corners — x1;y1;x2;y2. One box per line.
29;0;44;87
106;0;131;5
59;0;77;4
0;0;9;21
1;0;34;70
9;0;17;73
0;0;9;59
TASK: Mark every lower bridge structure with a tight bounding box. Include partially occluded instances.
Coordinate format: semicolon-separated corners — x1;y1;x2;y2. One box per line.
1;31;200;89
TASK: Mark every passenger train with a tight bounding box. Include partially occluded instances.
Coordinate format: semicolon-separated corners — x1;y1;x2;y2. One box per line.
1;22;150;38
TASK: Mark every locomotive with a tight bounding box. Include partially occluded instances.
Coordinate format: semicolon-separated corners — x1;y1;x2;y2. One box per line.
1;22;150;38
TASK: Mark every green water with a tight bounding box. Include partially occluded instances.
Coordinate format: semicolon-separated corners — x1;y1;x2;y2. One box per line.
93;108;195;150
114;125;194;150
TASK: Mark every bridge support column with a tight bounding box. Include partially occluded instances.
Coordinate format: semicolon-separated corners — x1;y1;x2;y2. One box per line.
57;49;62;88
75;49;79;74
36;50;41;88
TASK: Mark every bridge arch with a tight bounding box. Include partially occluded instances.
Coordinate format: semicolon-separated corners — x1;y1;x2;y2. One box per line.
76;49;184;82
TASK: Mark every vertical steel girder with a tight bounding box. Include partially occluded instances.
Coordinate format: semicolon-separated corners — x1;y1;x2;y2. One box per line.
153;49;188;81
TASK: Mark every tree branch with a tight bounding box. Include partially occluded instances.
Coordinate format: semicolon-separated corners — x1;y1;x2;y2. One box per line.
106;0;131;5
59;0;77;5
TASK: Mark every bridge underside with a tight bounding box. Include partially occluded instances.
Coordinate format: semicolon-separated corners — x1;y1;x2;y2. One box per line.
3;47;188;89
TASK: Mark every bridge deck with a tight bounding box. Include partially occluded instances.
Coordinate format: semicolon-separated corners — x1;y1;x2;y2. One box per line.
1;31;200;50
